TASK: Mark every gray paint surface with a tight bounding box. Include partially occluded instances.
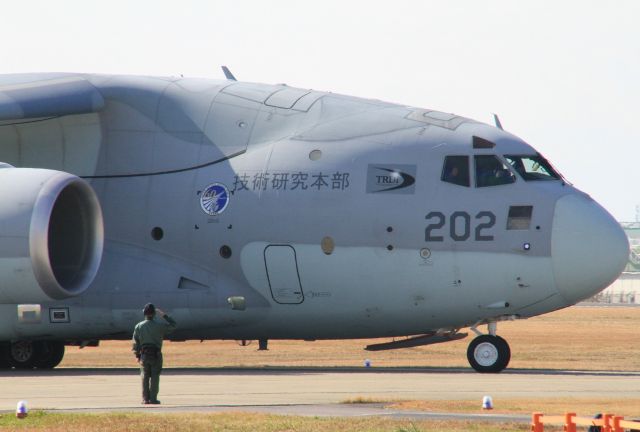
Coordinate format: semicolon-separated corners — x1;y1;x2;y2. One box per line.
0;73;629;370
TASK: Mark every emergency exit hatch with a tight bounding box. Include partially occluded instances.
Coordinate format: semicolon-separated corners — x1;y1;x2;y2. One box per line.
264;245;304;304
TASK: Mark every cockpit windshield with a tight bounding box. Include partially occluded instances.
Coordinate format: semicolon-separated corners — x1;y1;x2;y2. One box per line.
474;155;516;187
504;154;561;181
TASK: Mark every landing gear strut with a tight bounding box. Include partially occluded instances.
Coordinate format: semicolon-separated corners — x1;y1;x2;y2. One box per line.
467;322;511;373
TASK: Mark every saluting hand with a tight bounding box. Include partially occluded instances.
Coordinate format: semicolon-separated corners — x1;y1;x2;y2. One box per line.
156;308;166;317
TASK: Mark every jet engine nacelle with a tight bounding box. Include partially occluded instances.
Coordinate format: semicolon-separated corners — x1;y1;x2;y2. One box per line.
0;165;103;303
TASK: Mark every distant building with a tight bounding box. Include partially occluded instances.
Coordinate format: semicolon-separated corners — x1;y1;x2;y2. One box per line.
590;222;640;304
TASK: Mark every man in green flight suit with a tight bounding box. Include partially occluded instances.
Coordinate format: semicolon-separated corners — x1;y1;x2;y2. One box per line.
132;303;177;404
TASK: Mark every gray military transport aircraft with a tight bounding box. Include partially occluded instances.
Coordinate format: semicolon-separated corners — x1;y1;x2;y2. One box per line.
0;69;628;373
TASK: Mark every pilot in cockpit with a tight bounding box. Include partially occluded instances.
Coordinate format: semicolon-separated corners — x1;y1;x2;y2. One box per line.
476;156;514;187
443;165;460;183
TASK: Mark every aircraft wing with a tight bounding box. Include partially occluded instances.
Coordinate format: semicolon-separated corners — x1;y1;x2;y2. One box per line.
0;74;105;121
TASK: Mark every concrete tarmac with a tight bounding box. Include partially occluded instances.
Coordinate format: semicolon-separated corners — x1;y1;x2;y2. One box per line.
0;367;638;417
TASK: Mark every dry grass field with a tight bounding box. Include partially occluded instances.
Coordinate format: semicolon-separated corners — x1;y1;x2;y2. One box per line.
60;306;640;371
0;412;538;432
388;398;640;418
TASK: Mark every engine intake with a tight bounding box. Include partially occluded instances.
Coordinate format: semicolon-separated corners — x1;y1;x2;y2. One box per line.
0;167;103;303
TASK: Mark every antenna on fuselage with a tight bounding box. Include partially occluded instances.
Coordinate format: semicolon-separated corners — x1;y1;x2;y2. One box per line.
492;113;504;130
221;66;237;81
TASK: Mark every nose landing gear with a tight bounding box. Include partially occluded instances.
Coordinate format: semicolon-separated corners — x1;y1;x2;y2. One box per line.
467;322;511;373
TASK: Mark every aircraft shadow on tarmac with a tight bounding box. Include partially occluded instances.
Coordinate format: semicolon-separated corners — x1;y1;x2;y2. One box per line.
0;366;637;378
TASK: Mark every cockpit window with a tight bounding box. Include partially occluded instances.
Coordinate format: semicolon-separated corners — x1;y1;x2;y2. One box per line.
474;155;516;187
504;154;561;181
441;156;470;187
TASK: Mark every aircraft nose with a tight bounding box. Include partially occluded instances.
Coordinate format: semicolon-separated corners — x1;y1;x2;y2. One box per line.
551;194;629;304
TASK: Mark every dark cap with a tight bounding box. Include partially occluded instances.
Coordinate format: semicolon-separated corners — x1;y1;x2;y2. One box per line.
143;303;155;316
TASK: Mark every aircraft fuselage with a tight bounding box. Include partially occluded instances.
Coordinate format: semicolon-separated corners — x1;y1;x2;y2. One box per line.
0;73;628;371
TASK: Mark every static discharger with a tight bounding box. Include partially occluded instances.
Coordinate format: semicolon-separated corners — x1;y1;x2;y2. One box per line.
227;296;246;311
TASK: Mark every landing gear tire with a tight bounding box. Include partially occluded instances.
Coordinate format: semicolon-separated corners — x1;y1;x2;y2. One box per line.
467;335;511;373
0;342;10;369
34;342;65;369
5;340;39;369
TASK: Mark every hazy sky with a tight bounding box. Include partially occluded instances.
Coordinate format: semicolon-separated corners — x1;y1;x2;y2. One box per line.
2;1;638;220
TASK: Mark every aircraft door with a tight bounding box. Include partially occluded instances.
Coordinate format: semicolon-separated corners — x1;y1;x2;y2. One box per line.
264;245;304;304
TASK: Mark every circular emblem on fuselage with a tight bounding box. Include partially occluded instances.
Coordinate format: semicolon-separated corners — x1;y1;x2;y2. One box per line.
200;183;230;216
